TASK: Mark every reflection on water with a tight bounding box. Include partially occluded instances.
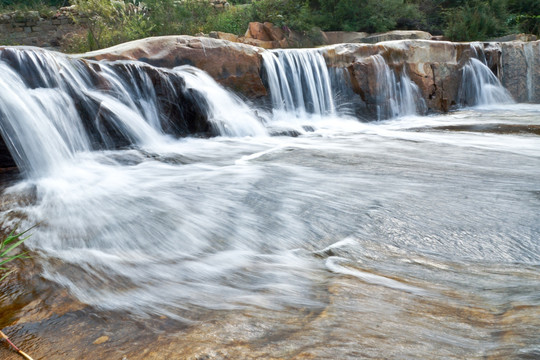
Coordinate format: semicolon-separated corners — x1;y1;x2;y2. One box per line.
1;105;539;358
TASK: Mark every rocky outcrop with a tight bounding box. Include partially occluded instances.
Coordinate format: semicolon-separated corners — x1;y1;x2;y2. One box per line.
321;40;491;113
208;23;435;49
237;22;327;49
501;41;540;103
325;31;369;44
80;35;267;98
360;30;433;44
80;35;540;114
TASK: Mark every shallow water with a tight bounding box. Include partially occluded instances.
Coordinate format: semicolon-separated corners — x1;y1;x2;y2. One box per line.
1;104;539;358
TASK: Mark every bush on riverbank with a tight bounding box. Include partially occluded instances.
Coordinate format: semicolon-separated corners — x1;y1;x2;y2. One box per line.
2;0;538;52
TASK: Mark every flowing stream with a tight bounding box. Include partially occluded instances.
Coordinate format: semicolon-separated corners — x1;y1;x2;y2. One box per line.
0;47;539;358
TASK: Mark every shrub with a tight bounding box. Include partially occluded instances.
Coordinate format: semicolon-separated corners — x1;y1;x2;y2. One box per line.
310;0;422;33
68;0;154;52
445;0;511;41
251;0;314;31
207;5;252;35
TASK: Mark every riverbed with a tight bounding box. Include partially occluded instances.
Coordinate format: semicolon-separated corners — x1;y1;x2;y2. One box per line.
1;103;539;359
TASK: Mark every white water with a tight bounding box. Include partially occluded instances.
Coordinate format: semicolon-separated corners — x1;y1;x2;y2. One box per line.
174;66;267;137
0;46;539;358
262;49;335;118
0;48;265;177
371;54;427;120
459;58;514;107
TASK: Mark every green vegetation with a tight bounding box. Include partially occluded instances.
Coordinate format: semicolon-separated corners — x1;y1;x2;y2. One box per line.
1;0;538;51
0;0;66;7
0;228;31;282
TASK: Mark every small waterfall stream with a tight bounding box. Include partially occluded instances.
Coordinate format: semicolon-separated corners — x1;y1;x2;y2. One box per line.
458;45;514;107
262;50;426;121
371;54;426;120
262;49;336;117
0;48;265;177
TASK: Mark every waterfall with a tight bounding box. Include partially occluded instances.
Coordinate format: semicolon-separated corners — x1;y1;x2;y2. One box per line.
0;48;265;177
372;55;426;120
262;49;336;118
458;57;514;107
174;66;267;137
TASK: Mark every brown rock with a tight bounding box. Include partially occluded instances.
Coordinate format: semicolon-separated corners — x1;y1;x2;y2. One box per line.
361;30;432;44
491;33;538;42
245;22;271;41
214;31;238;43
324;31;369;45
239;37;276;49
80;36;267;98
321;40;485;113
93;336;109;345
263;22;285;41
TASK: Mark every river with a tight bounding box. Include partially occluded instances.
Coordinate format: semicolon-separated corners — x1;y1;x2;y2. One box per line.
0;46;538;359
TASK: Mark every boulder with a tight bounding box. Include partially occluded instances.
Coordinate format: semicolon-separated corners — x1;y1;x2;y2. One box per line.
263;22;285;41
238;37;278;49
209;31;239;43
361;30;432;44
80;35;267;98
501;40;540;103
245;22;272;41
490;33;538;42
324;31;369;45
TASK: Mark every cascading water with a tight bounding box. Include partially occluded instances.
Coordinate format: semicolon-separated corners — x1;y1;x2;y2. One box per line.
262;49;336;118
175;66;267;137
371;54;427;120
0;48;265;177
0;43;539;359
458;57;514;107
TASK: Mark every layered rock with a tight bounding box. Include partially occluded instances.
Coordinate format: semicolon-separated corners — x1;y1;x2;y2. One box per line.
80;35;540;114
501;41;540;103
80;35;267;98
320;40;485;112
360;30;433;44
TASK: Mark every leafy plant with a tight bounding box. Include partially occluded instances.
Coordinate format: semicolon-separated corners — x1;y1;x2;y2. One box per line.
251;0;314;31
0;227;32;282
207;5;252;35
444;0;511;41
68;0;154;52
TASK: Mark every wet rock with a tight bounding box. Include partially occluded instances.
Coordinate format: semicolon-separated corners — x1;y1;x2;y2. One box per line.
501;41;540;103
321;40;505;113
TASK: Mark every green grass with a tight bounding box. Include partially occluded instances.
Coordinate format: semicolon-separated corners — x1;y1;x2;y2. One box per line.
0;227;32;282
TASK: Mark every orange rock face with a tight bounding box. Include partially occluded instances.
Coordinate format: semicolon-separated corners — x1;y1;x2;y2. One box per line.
80;36;268;98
